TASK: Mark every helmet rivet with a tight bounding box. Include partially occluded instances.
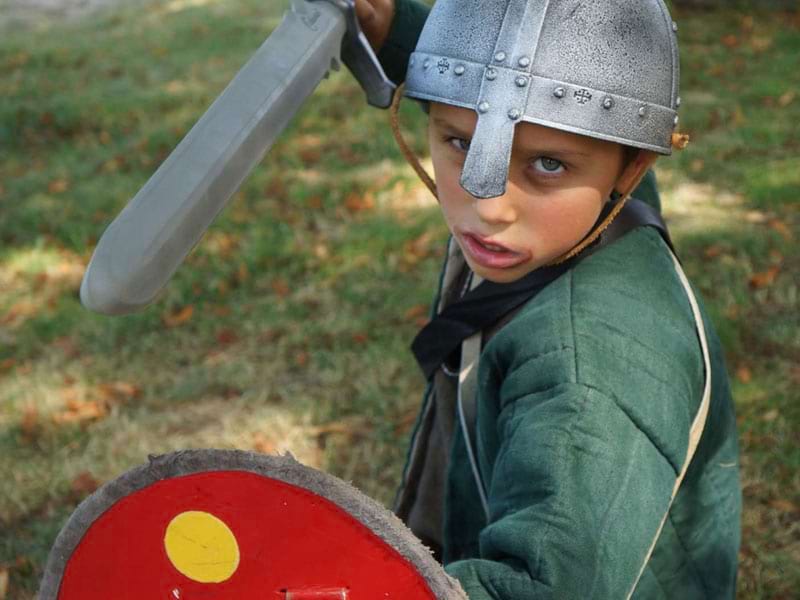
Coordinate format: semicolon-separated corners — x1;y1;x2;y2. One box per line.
673;115;680;126
676;96;682;108
454;64;465;76
638;105;648;118
478;101;490;113
554;87;566;99
508;108;521;120
494;51;506;63
518;56;531;68
672;21;678;32
423;59;431;70
515;75;528;87
602;96;614;109
485;67;497;81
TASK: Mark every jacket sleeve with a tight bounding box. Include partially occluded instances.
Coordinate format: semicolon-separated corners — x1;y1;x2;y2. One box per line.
444;379;681;599
376;0;430;84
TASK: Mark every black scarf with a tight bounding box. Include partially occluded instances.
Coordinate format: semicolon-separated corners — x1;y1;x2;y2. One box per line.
411;198;674;380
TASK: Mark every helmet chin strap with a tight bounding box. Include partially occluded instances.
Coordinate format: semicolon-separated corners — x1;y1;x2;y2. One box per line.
389;84;690;266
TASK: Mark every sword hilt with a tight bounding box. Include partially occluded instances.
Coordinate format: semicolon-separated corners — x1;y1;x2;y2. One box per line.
316;0;397;108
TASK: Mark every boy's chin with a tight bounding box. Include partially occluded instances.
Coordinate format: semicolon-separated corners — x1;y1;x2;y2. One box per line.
464;257;544;284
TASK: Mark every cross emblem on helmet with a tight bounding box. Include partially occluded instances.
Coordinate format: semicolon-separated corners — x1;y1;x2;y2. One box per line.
574;89;593;104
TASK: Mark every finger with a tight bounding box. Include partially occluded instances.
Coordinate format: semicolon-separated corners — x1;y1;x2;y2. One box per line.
354;0;377;25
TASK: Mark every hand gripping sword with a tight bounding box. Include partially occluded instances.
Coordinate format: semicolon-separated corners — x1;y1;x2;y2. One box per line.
80;0;395;315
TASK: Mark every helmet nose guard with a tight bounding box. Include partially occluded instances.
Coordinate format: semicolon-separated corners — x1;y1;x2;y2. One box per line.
405;0;681;198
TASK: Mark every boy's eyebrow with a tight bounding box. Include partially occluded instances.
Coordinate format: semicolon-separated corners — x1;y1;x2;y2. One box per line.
432;117;590;159
431;116;472;136
518;147;590;160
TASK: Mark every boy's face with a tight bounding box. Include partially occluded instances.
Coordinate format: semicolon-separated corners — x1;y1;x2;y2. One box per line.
428;102;627;283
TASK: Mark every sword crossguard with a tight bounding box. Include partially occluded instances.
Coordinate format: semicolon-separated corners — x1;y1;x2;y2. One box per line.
314;0;397;108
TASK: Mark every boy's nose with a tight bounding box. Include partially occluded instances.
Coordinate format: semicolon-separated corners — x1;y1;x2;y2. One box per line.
472;193;517;226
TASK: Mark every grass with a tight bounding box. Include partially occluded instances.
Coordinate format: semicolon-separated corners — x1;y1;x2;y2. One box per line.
1;1;798;597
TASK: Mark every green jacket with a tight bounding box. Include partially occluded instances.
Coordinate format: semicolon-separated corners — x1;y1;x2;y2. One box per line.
380;2;742;598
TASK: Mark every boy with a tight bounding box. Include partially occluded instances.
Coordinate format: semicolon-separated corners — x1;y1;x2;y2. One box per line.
357;0;742;598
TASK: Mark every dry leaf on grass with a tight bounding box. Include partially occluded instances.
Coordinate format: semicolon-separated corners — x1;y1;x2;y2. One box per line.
352;332;368;344
271;279;290;297
769;498;799;514
216;329;238;345
252;432;276;454
778;90;796;108
749;265;781;289
162;305;194;327
761;409;779;422
96;381;141;405
53;398;107;424
20;406;41;441
47;178;69;194
736;365;753;384
721;34;740;48
0;567;8;600
70;471;100;498
768;219;793;241
344;192;375;213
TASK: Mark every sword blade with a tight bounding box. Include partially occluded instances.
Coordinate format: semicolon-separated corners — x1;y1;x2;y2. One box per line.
81;0;346;315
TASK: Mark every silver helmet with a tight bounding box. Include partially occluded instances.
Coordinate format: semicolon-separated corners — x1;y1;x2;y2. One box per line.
405;0;681;199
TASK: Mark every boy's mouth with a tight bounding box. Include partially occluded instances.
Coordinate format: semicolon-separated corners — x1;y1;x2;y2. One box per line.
460;232;530;270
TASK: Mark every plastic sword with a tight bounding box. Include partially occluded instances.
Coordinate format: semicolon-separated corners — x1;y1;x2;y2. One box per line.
80;0;395;315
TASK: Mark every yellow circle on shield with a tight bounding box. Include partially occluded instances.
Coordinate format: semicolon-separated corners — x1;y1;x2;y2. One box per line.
164;511;240;583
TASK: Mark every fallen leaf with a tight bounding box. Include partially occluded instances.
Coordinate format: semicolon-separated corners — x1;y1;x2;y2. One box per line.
404;230;436;261
294;351;309;367
53;398;107;424
216;329;238;345
7;50;30;69
721;34;739;48
48;178;69;194
271;279;290;297
70;471;100;497
163;305;194;327
306;195;323;209
52;336;80;359
352;332;368;344
0;358;15;373
704;245;723;259
344;192;375;213
778;90;796;108
768;219;793;241
769;498;799;514
731;105;746;127
313;243;330;259
749;36;773;53
404;304;429;321
253;433;276;454
236;262;249;284
739;15;754;32
299;147;321;165
96;381;141;405
736;365;752;384
748;265;780;289
762;409;779;422
20;405;40;441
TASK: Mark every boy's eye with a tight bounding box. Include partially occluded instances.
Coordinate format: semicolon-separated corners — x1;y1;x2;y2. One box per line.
447;137;471;153
532;157;565;175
